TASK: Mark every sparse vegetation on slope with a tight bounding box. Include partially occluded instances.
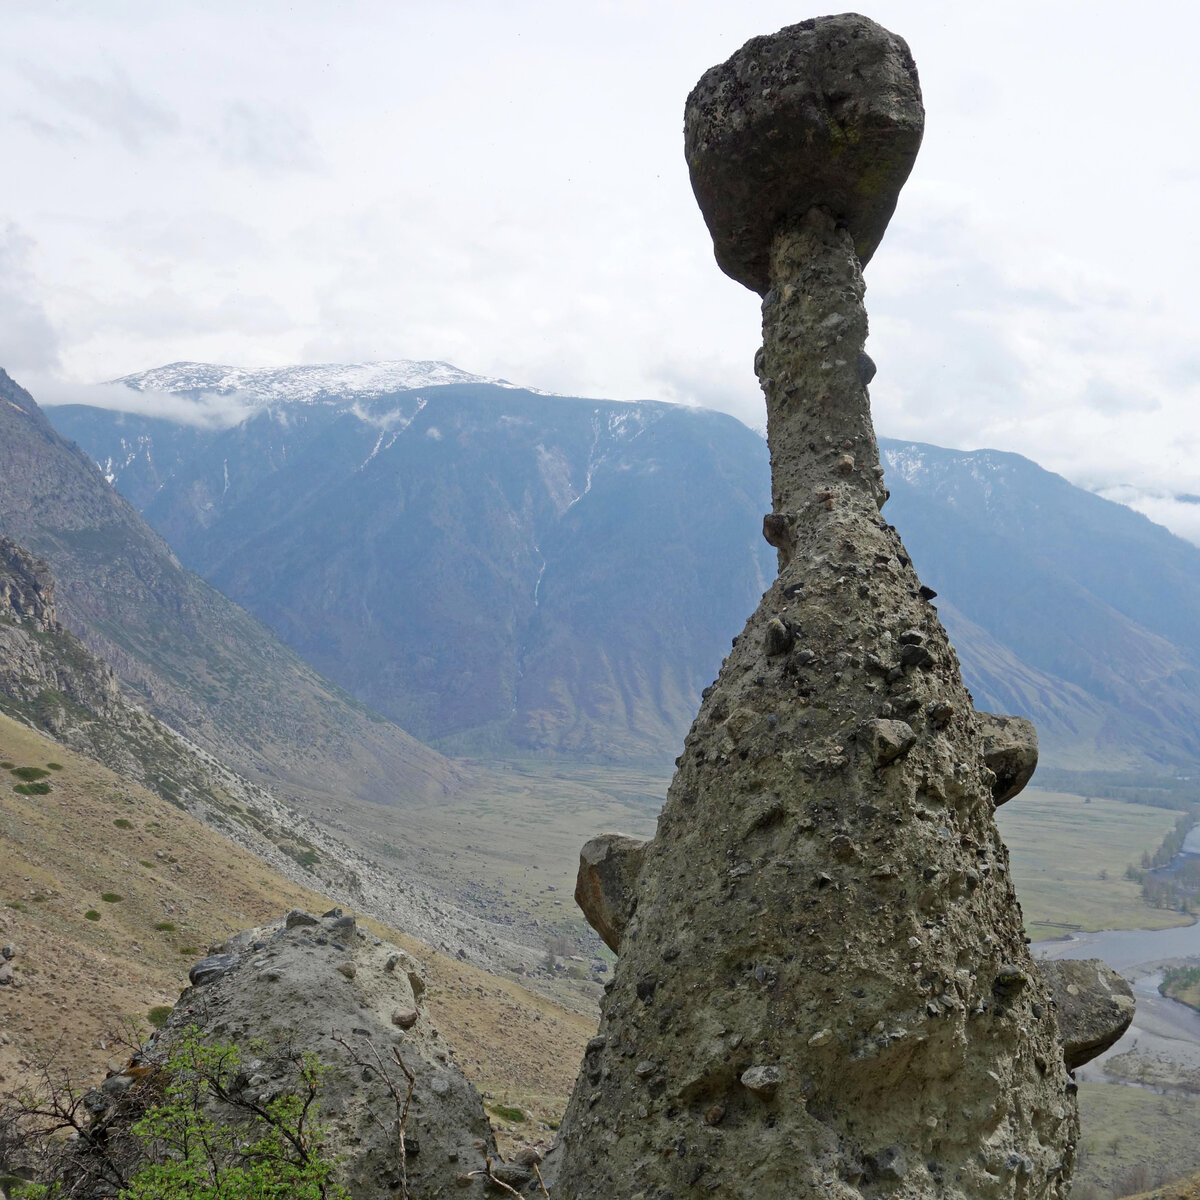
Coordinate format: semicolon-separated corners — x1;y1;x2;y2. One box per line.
0;714;593;1164
1076;1085;1200;1199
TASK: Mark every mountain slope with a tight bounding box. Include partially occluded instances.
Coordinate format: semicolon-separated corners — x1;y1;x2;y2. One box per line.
0;712;593;1143
882;440;1200;767
50;376;774;760
0;369;458;808
43;363;1200;773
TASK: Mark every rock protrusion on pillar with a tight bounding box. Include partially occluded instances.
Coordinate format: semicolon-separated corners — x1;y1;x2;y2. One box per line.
979;711;1040;805
574;834;646;953
1038;958;1135;1070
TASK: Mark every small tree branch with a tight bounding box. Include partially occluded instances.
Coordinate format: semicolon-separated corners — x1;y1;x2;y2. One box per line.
331;1032;415;1200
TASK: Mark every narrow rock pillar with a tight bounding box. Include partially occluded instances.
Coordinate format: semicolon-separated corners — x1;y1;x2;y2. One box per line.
553;15;1078;1200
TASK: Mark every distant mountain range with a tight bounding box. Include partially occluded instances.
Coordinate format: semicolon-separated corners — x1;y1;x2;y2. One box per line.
0;369;459;813
31;360;1200;774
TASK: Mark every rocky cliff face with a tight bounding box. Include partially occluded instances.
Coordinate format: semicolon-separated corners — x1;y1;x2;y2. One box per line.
0;537;59;631
0;535;125;733
553;17;1077;1199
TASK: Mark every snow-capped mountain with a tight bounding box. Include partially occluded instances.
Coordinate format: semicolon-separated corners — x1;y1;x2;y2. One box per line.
112;359;524;404
41;365;1200;775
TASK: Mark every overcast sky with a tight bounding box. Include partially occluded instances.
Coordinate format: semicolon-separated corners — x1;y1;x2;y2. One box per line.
3;1;1199;540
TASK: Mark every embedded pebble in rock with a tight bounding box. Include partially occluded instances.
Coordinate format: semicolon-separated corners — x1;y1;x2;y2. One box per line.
552;14;1078;1200
120;915;497;1199
740;1065;783;1098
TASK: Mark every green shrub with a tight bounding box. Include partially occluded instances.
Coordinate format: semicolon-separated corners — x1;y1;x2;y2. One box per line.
7;1028;349;1200
487;1103;527;1123
84;909;100;921
113;818;133;829
121;1029;349;1200
14;782;51;795
100;893;123;903
0;761;13;769
5;900;27;912
154;921;176;932
10;766;50;781
45;762;63;771
179;946;199;957
147;1005;173;1028
139;860;155;868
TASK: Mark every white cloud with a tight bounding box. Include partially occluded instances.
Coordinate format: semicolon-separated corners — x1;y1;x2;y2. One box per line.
0;224;60;373
28;376;255;429
0;1;1197;537
212;101;323;172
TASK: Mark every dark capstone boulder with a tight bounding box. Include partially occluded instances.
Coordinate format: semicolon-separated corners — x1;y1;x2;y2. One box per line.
1038;958;1135;1070
684;13;924;293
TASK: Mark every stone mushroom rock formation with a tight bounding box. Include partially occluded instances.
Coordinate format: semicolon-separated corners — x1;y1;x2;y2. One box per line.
551;15;1081;1200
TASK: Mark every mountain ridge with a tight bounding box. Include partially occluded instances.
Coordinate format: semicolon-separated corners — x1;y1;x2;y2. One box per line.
107;358;540;407
0;367;461;809
38;362;1200;775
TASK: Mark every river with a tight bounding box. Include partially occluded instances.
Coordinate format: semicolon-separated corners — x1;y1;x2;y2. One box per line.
1032;822;1200;1082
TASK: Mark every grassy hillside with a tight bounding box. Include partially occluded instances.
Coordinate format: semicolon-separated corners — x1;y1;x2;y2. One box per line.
0;714;592;1149
1077;1085;1200;1199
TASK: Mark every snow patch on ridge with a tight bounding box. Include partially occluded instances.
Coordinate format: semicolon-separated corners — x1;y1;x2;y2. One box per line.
114;359;525;403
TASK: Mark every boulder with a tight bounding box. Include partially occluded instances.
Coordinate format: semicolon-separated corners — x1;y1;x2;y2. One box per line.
684;13;924;293
1038;958;1135;1070
574;834;646;953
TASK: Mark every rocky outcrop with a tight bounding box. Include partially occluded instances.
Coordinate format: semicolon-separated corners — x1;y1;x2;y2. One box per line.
0;537;124;732
0;537;59;631
75;911;507;1200
553;15;1080;1199
1038;958;1135;1071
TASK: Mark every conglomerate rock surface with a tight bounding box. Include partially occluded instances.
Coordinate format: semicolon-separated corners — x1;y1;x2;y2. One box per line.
71;911;505;1200
551;18;1078;1199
